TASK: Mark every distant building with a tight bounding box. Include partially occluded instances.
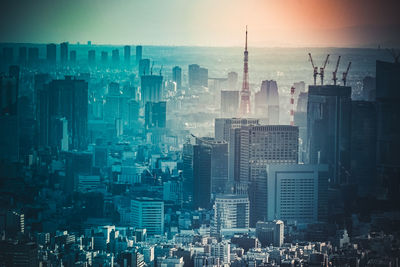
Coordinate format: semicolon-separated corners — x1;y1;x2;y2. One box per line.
212;194;250;236
188;64;208;87
256;220;284;247
18;47;27;64
140;75;163;105
131;198;164;235
145;101;166;129
221;91;239;117
254;80;279;122
227;72;238;90
88;49;96;65
136;45;143;63
28;47;39;64
46;43;56;64
139;59;150;76
172;66;182;90
124;45;131;64
101;51;108;64
112;49;120;64
69;50;76;63
60;42;68;63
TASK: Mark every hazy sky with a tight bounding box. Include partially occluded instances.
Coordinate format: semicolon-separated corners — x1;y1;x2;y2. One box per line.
0;0;399;47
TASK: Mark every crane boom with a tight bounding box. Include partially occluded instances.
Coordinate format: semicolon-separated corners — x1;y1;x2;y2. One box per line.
319;54;330;85
322;54;330;69
308;53;315;69
342;61;352;86
308;53;318;85
332;56;341;85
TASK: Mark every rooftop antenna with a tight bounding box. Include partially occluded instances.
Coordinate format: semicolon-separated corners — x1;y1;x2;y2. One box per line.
342;62;352;86
319;54;330;85
332;56;341;85
308;53;318;85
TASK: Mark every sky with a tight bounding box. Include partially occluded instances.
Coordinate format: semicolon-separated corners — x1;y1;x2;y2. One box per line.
0;0;399;47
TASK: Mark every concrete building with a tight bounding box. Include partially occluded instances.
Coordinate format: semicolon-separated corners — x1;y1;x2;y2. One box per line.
172;66;182;90
221;91;239;118
131;198;164;235
60;42;68;63
212;194;250;236
256;220;284;247
266;164;329;223
140;75;163;105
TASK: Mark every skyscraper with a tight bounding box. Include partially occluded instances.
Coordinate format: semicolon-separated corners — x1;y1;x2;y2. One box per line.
188;64;208;87
139;59;150;76
18;47;27;64
88;49;96;65
193;140;212;209
307;85;351;185
239;27;250;116
140;75;163;105
221;91;239;117
112;49;120;64
60;42;68;63
101;51;108;64
172;66;182;90
69;50;77;63
254;80;279;122
376;60;400;203
124;45;131;64
136;45;143;64
46;43;56;65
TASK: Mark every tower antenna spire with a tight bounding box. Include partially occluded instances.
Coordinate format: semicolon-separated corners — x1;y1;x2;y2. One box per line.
239;26;251;116
245;25;248;51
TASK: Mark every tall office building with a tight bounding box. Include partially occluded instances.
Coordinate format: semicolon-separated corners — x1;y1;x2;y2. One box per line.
182;143;194;204
2;47;13;65
145;101;166;130
254;80;279;121
40;76;88;150
238;125;298;225
28;47;39;65
46;43;56;64
88;49;96;65
124;45;131;64
350;101;377;197
266;164;329;223
136;45;143;64
140;75;163;105
227;71;238;90
256;220;284;247
221;91;239;117
112;49;120;64
172;66;182;90
18;47;27;64
307;85;351;185
60;42;68;63
212;194;250;236
69;50;77;63
188;64;208;87
193;141;212;209
214;118;259;142
375;60;400;202
139;59;151;76
101;51;108;64
131;198;164;235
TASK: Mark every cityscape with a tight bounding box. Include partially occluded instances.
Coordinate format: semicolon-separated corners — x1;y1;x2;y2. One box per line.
0;0;400;266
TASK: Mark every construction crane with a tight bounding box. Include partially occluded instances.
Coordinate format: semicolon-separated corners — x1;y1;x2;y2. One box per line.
150;61;154;75
159;65;163;76
308;53;318;85
319;54;330;85
342;62;351;86
332;56;341;85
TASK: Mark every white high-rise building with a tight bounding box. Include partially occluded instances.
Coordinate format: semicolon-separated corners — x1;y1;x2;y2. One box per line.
210;241;230;264
212;194;249;236
131;198;164;235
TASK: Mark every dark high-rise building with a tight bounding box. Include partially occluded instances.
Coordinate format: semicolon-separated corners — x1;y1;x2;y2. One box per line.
172;66;182;90
18;47;27;64
124;45;131;64
376;60;400;203
0;70;18;116
350;101;377;197
2;47;13;65
28;47;39;64
183;143;194;205
188;64;208;87
128;99;140;129
101;51;108;64
136;45;142;63
112;49;119;64
193;140;212;209
46;43;56;64
145;101;166;129
307;85;352;185
38;76;88;150
0;241;38;267
88;49;95;65
64;151;93;193
139;59;150;76
69;50;77;63
256;220;284;247
60;42;68;63
210;140;229;195
221;91;239;117
140;75;163;105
